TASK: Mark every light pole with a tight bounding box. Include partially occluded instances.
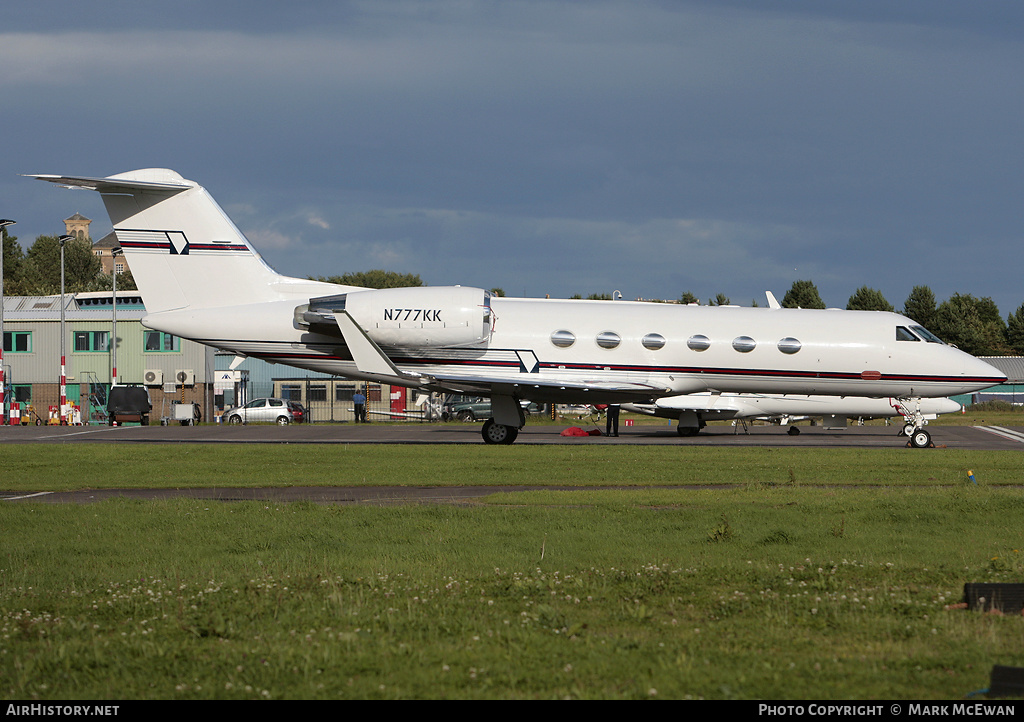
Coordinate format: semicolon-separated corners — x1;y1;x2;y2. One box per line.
58;234;73;424
0;219;15;425
111;248;122;387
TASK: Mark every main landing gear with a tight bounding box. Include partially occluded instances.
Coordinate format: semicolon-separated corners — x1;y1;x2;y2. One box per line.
482;418;519;445
480;396;527;444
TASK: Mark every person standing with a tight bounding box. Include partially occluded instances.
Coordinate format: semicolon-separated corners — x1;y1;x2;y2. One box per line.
353;388;367;423
606;403;620;437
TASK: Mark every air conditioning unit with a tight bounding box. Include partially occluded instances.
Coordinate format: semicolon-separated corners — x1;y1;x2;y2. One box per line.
175;369;195;386
143;369;163;386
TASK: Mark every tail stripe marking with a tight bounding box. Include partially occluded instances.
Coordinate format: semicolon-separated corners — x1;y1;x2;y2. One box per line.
116;229;249;254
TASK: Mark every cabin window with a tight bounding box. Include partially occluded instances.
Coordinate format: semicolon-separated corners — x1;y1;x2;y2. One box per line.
732;336;756;353
596;331;621;349
687;334;711;351
551;330;576;348
896;326;919;342
911;325;944;344
777;337;801;355
641;333;666;350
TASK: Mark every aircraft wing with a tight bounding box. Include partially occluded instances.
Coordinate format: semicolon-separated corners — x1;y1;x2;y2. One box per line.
421;372;668;403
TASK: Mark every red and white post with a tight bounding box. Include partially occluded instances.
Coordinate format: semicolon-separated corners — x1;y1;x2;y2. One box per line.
60;355;66;424
0;219;15;425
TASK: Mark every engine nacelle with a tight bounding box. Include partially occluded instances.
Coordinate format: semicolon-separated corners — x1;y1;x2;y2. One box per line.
299;286;492;348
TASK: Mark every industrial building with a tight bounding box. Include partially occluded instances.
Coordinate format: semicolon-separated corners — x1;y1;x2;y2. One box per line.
1;291;421;425
2;291;213;423
962;357;1024;406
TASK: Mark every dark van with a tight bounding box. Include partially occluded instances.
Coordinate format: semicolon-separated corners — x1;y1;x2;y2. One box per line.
107;385;152;426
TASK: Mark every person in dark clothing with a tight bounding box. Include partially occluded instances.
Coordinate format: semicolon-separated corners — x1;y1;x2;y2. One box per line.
605;403;620;437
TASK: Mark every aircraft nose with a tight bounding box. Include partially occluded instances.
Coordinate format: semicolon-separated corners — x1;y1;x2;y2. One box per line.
966;355;1007;385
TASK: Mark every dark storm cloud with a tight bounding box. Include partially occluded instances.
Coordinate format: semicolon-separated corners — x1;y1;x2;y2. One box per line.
4;1;1023;313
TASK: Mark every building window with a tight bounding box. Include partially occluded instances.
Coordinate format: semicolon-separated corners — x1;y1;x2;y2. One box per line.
308;384;327;402
335;384;355;402
3;331;32;353
144;331;180;352
281;384;302;401
74;330;109;352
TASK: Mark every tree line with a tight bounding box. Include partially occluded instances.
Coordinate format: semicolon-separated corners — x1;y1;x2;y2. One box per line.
2;229;136;295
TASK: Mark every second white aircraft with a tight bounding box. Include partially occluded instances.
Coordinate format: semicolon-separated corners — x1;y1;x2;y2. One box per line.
622;393;962;441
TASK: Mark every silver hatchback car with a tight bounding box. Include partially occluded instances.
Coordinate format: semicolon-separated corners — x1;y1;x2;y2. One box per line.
222;398;305;425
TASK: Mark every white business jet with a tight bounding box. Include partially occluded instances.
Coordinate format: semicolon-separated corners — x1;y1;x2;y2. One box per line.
30;169;1006;446
622;394;962;438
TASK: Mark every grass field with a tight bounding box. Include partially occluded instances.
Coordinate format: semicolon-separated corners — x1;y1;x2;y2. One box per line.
1;443;1023;491
2;440;1024;700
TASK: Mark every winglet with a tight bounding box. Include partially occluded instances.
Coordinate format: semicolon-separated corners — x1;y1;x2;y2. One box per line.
765;291;781;309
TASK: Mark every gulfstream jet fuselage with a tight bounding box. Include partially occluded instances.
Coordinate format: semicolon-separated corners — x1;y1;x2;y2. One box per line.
31;169;1006;444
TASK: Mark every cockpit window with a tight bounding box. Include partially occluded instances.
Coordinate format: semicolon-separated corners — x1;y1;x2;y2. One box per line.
896;326;919;342
911;325;945;344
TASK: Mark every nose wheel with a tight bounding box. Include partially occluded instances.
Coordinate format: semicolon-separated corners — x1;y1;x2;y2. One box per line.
896;397;934;448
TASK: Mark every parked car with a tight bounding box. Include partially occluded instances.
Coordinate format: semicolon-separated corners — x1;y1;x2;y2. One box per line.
222;398;305;425
444;397;543;422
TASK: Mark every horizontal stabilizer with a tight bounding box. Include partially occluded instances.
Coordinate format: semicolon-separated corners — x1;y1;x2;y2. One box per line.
27;173;192;193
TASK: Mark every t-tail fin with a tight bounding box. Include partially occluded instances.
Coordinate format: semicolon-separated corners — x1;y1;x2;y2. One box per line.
30;169;300;314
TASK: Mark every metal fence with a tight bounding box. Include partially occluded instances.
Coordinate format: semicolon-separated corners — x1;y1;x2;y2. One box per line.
271;378;437;423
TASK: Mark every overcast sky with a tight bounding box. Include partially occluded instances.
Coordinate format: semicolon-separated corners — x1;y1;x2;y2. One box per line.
4;1;1023;315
